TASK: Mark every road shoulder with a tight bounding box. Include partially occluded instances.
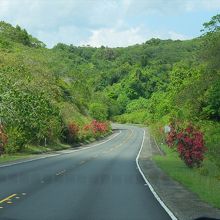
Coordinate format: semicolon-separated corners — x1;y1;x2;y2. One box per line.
138;127;220;220
0;131;117;168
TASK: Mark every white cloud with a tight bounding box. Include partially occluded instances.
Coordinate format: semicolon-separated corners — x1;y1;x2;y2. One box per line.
81;27;190;47
37;26;89;48
81;27;147;47
168;31;189;40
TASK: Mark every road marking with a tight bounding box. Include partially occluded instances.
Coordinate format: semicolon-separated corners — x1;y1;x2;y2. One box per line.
136;129;178;220
56;170;66;176
102;129;134;155
0;131;122;169
0;194;17;205
108;128;134;152
79;160;86;165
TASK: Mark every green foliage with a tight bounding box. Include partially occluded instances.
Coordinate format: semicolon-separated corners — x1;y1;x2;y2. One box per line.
201;14;220;70
0;21;45;48
126;97;148;113
113;110;150;124
201;121;220;169
4;127;26;154
202;77;220;120
0;69;62;146
89;103;108;121
0;14;219;162
116;92;130;113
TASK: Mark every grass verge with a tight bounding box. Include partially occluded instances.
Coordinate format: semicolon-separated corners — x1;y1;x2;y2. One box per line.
153;143;220;208
0;154;34;164
0;143;71;164
0;131;113;165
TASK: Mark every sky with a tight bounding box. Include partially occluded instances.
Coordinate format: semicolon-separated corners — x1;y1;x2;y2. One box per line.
0;0;219;48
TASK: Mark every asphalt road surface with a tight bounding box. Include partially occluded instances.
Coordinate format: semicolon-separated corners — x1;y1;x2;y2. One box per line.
0;124;171;220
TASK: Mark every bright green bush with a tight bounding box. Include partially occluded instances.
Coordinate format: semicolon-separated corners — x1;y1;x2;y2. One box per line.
113;110;151;124
201;121;220;169
126;97;148;113
4;127;27;154
89;103;108;121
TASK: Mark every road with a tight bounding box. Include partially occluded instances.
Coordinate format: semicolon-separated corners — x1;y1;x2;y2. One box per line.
0;124;171;220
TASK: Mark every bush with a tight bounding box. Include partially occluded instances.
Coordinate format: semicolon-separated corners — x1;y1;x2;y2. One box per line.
64;122;80;144
201;121;220;169
113;110;150;124
89;103;108;121
62;120;111;143
83;120;110;138
4;127;27;154
166;123;207;168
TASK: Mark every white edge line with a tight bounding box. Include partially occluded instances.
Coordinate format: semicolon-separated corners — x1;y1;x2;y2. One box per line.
0;130;122;169
136;129;178;220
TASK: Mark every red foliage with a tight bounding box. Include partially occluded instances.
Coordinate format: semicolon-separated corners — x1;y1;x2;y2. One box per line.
166;124;206;168
67;122;80;143
83;120;109;135
0;124;7;155
66;120;110;144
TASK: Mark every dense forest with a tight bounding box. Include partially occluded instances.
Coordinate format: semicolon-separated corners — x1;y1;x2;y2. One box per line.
0;14;219;171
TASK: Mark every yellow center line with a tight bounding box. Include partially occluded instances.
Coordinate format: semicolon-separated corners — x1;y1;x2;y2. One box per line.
105;129;134;153
0;194;17;204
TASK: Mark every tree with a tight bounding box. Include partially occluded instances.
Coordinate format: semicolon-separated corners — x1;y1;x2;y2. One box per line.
201;14;220;70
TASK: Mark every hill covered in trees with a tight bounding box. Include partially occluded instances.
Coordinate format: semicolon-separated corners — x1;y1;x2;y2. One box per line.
0;15;219;170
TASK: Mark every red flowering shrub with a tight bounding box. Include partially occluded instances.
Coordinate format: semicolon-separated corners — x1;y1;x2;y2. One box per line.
66;122;80;143
166;124;206;168
91;120;109;133
64;120;111;144
0;124;7;155
83;120;110;137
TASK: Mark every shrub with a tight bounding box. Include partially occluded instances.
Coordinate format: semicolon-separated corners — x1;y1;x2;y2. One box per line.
65;122;80;144
200;121;220;169
166;124;207;168
83;120;110;138
4;127;27;154
91;120;109;133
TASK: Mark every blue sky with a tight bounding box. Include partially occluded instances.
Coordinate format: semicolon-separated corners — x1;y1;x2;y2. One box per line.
0;0;219;48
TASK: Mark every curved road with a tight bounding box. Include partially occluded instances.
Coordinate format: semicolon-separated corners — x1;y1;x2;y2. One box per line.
0;124;171;220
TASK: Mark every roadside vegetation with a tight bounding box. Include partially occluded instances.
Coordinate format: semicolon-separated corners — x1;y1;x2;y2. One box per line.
114;14;220;208
0;21;111;159
0;13;219;207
